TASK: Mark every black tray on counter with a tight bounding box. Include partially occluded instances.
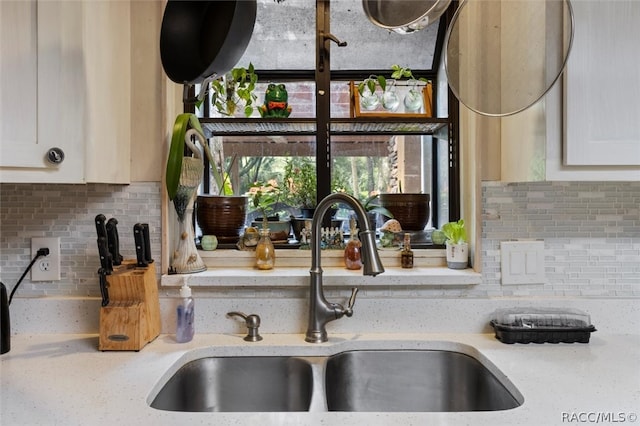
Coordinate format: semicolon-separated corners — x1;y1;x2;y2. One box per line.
490;320;596;344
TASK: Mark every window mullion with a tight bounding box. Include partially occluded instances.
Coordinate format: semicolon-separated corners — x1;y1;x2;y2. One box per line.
315;0;331;204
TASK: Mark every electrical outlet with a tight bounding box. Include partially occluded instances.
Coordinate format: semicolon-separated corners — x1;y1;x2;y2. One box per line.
31;237;61;281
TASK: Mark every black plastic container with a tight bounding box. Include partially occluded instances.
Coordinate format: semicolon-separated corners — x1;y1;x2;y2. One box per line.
490;308;597;344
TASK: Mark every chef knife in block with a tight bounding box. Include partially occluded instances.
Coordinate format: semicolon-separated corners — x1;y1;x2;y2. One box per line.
106;218;123;266
95;214;108;242
133;223;148;267
141;223;154;264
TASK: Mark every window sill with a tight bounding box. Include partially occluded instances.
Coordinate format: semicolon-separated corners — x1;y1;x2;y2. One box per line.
160;249;481;288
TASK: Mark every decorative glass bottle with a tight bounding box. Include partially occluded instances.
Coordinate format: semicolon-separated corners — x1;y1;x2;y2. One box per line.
255;228;276;270
344;219;363;270
381;79;400;112
403;79;424;112
401;233;414;269
359;75;380;111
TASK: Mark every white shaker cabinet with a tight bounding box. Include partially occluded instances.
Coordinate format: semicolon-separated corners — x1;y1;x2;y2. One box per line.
564;0;640;167
488;0;640;182
0;0;131;183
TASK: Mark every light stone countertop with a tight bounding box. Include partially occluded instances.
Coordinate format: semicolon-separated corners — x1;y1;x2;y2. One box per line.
1;333;639;426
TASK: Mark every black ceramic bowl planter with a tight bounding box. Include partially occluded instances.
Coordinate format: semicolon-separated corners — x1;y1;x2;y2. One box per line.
379;193;430;231
196;195;248;243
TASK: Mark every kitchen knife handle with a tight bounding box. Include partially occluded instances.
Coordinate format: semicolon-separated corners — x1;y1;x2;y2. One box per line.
95;214;108;239
106;218;123;266
133;223;148;267
141;223;154;264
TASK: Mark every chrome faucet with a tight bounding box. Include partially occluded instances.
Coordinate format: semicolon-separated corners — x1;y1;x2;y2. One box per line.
305;193;385;343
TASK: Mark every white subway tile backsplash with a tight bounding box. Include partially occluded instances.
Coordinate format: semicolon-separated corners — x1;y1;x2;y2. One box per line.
0;183;162;298
1;181;638;302
482;181;640;297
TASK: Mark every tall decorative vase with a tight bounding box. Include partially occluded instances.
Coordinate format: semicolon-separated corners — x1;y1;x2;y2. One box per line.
171;155;206;274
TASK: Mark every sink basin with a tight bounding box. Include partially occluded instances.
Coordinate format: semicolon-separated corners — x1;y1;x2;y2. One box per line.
325;350;522;412
150;356;313;412
149;346;522;413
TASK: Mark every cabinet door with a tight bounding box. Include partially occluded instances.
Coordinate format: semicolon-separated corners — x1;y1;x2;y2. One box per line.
0;0;130;183
0;1;85;182
0;1;39;167
565;0;640;166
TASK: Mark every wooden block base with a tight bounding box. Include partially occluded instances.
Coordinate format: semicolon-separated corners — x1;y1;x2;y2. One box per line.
99;261;160;351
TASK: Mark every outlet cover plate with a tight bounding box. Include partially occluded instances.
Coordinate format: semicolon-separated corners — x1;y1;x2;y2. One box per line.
500;240;545;285
31;237;61;281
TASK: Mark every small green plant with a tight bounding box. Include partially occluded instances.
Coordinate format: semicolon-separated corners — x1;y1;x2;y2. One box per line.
441;219;467;244
390;64;429;83
357;74;387;97
210;63;258;117
357;65;430;98
363;194;393;218
248;180;283;228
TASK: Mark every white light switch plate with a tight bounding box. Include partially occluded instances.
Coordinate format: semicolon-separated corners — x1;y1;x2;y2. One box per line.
500;240;545;285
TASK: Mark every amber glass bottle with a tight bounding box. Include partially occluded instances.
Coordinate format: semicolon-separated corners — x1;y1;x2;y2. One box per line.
255;228;276;270
344;219;362;270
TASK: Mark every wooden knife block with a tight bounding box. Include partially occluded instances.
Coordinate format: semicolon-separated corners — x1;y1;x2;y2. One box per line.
99;260;161;351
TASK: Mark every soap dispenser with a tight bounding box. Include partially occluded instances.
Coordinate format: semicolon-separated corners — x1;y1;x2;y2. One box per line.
176;283;194;343
1;282;10;354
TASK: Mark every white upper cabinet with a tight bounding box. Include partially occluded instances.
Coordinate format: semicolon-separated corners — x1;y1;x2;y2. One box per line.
0;0;131;183
564;0;640;167
487;0;640;182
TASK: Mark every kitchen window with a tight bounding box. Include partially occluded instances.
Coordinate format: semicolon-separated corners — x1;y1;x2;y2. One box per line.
194;0;458;241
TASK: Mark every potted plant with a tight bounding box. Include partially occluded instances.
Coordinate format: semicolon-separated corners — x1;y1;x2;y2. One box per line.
441;219;468;269
378;191;431;231
209;63;259;117
284;157;317;217
360;193;393;230
248;180;290;242
283;157;316;242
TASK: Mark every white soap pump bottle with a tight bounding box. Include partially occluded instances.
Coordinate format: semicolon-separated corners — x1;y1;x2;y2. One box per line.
176;283;194;343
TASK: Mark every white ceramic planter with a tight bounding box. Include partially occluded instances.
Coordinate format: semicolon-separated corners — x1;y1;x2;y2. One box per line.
446;241;468;269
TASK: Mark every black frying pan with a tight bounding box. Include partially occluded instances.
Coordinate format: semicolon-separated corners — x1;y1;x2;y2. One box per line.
160;0;257;85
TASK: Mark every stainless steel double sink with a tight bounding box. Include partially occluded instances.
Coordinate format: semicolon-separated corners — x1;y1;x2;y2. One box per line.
149;348;523;413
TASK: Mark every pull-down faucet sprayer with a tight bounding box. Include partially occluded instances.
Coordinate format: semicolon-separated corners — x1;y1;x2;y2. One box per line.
305;193;384;343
